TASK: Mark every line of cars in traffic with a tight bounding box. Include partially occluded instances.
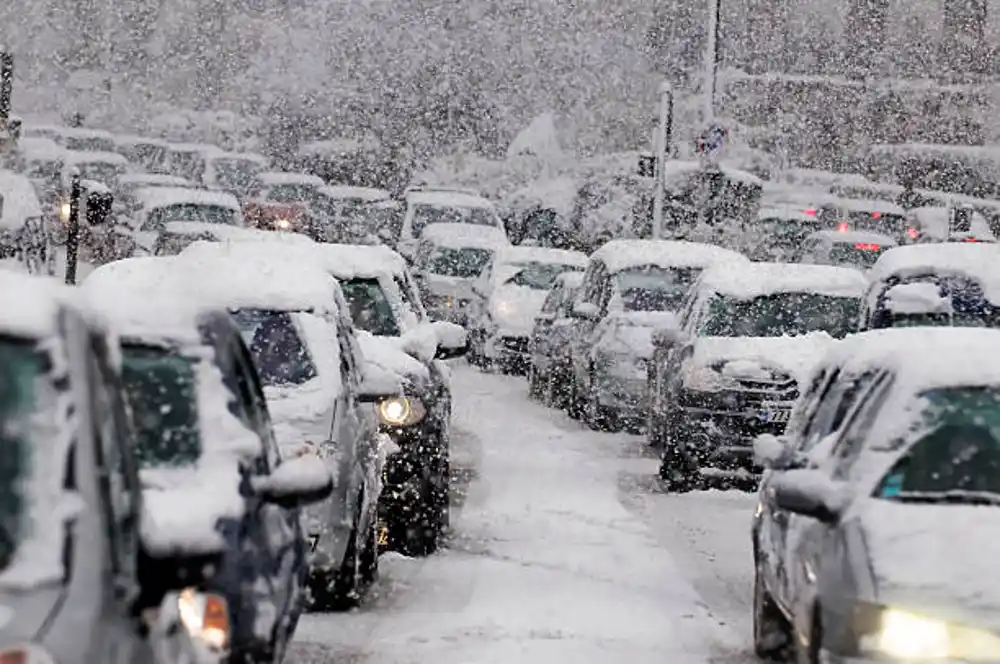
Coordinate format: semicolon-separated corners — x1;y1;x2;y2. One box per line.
0;209;473;663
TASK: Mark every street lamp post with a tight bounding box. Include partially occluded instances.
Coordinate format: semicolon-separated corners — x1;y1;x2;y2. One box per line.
652;82;673;239
703;0;722;122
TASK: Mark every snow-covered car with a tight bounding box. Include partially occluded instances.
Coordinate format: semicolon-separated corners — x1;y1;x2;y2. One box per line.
82;256;337;660
566;239;748;432
179;239;468;556
125;185;245;255
247;171;325;205
467;245;587;374
115;173;195;215
793;229;897;270
397;187;507;262
0;270;218;664
113;135;169;173
650;262;866;490
902;205;997;244
12;136;64;210
0;169;50;275
751;326;1000;664
22;123;116;152
747;207;823;262
311;185;391;244
413;222;511;325
61;149;130;188
201;151;268;200
819;197;907;242
160;143;225;184
173;247;403;606
860;243;1000;330
528;271;584;407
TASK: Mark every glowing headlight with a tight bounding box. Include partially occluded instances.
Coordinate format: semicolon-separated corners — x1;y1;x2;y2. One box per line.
59;201;71;223
0;644;59;664
275;218;291;230
378;396;427;427
177;588;230;652
681;364;738;392
869;607;1000;661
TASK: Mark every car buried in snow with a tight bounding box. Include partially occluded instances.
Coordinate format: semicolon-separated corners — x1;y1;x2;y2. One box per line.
178;239;468;556
565;239;748;433
650;262;866;491
467;245;587;375
860;243;1000;331
413;222;511;326
751;327;1000;664
311;184;392;244
0;270;237;664
397;186;507;262
82;258;337;662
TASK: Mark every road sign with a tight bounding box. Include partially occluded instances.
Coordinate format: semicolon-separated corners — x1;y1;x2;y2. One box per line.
697;122;728;157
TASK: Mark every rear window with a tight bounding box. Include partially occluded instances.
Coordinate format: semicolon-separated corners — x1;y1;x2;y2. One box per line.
411;203;497;237
265;184;319;205
701;292;859;339
143;204;238;230
614;266;701;312
427;247;493;278
230;310;318;386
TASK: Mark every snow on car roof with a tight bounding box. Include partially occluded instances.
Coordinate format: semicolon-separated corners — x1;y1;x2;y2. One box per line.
869;244;1000;302
419;223;510;249
62;150;128;166
661;160;764;188
700;262;867;299
134;186;241;212
113;134;168;148
256;171;324;187
406;189;495;209
118;173;192;187
807;230;898;246
906;206;996;241
497;245;588;268
592;239;748;274
0;170;44;229
0;271;72;339
318;185;390;201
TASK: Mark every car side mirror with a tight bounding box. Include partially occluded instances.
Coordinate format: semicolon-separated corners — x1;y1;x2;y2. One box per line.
753;433;789;469
251;454;333;508
431;321;468;359
652;326;683;347
357;364;404;403
772;469;846;524
571;301;600;320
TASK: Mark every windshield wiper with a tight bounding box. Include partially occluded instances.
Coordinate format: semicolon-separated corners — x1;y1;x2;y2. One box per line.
891;490;1000;506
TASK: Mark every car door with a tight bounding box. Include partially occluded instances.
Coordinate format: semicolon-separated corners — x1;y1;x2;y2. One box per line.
330;313;369;531
532;283;564;364
570;261;608;387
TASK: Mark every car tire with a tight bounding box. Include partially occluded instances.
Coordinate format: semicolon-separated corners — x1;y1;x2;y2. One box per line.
359;515;379;586
753;562;792;660
312;508;366;612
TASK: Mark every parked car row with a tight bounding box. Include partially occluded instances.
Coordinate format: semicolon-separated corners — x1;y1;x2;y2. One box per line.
0;228;470;663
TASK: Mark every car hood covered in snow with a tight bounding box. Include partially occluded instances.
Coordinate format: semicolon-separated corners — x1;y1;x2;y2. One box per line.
691;333;837;387
489;285;550;336
859;500;1000;629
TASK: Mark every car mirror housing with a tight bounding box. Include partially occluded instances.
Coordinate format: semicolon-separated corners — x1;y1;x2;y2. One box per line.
753;433;789;468
251;454;333;508
772;469;846;524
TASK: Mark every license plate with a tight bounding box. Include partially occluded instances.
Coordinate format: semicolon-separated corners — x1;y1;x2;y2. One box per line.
757;405;791;423
307;534;320;552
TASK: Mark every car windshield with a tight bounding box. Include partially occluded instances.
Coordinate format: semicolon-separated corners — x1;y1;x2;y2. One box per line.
614;266;701;312
340;278;401;336
0;338;45;573
411;203;497;237
76;161;125;186
230;309;319;386
504;262;583;290
213;159;263;193
265;183;318;204
143;204;237;230
170;152;204;181
133;144;166;167
427;247;493;278
875;276;1000;329
876;387;1000;503
700;293;859;338
828;242;891;269
120;345;201;468
64;137;115;152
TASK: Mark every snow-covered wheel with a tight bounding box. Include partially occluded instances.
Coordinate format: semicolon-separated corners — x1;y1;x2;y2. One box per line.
753;562;791;660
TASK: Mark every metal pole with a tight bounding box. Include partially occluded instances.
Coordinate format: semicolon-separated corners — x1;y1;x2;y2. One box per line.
652;82;673;239
64;175;82;285
704;0;722;121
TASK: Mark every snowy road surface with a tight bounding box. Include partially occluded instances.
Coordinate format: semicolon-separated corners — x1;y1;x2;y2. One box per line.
288;365;754;664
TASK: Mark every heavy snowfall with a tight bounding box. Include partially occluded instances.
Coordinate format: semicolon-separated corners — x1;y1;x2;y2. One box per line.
1;1;1000;664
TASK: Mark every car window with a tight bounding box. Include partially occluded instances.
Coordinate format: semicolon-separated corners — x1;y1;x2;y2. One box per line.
788;367;835;443
227;339;274;472
699;292;859;339
143;204;237;230
613;266;702;312
830;372;895;479
229;309;319;386
541;285;564;314
266;183;318;204
340;278;402;337
800;370;879;452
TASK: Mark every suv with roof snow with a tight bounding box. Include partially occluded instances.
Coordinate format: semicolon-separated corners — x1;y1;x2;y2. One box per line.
397;188;506;262
179;239;469;557
751;327;1000;664
124;185;245;256
650;262;866;491
860;243;1000;331
467;245;587;374
565;239;748;432
82;258;340;660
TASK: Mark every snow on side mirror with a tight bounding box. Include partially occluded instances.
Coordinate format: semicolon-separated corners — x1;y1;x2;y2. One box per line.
357;362;404;403
652;326;682;347
753;434;789;468
772;469;847;524
251;455;333;508
431;320;468;359
571;301;600;320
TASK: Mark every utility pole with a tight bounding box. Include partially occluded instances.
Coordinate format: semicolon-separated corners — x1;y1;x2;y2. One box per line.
703;0;722;121
64;173;82;285
652;82;674;240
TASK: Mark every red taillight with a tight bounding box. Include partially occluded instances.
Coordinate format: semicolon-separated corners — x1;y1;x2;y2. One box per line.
855;243;880;250
871;211;882;219
906;227;919;239
804;208;817;216
837;222;849;232
964;237;982;243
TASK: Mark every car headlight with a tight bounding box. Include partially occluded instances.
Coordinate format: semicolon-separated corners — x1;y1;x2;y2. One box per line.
177;588;230;652
681;363;739;392
860;606;1000;660
0;645;59;664
275;218;292;230
378;395;427;427
59;201;71;223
